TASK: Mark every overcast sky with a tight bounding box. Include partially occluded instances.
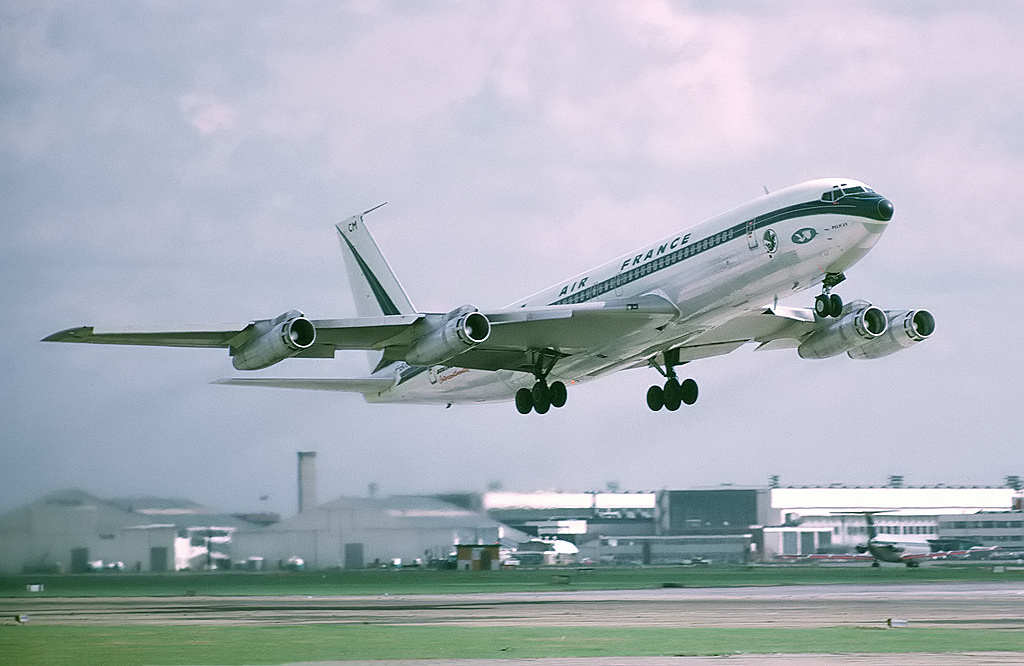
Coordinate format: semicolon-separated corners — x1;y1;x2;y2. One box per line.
3;1;1022;516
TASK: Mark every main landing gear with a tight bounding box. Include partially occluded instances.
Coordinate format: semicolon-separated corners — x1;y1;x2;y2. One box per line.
515;353;567;415
814;272;846;318
515;379;567;415
646;348;698;412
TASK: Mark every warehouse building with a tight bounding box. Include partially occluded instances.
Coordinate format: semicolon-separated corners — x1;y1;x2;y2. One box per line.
0;489;252;574
231;494;524;569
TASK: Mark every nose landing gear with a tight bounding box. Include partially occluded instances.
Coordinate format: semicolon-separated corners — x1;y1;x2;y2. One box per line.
815;272;846;318
815;293;843;318
646;349;698;412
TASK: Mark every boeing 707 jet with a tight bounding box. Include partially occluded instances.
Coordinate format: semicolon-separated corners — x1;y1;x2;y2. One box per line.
44;178;934;414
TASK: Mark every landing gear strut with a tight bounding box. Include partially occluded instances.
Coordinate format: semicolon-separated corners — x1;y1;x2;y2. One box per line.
515;353;567;415
646;349;698;412
815;272;846;318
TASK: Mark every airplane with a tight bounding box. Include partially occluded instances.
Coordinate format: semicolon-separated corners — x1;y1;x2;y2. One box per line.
43;178;935;415
848;511;935;568
783;512;977;568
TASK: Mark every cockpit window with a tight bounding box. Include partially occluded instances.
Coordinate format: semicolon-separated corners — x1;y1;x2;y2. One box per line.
822;185;867;202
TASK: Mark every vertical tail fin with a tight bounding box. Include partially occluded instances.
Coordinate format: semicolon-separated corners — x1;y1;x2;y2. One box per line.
336;205;416;317
864;512;878;541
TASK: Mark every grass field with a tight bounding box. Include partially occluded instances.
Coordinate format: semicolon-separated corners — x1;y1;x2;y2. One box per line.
3;563;1022;598
2;625;1023;666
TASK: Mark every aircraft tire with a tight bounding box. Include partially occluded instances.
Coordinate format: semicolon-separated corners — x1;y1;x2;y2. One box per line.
532;382;551;414
681;378;698;405
646;385;664;411
871;561;881;568
515;388;533;414
814;294;831;317
549;381;567;408
663;378;682;411
829;293;843;317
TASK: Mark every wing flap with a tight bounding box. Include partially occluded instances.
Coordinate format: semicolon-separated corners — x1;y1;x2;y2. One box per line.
677;306;817;351
481;294;680;353
309;314;423;349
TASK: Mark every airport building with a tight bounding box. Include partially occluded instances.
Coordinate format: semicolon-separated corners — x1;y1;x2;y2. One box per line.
0;489;253;574
485;488;772;564
231;494;523;569
762;487;1020;556
936;512;1024;551
483;485;1023;563
2;464;1020;573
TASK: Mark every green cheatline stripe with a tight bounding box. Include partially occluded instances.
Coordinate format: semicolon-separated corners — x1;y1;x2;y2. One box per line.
339;229;403;316
551;195;881;307
1;625;1021;666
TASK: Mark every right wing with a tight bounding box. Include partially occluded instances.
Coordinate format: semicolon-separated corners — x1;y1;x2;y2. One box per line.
211;377;397;393
43;295;680;374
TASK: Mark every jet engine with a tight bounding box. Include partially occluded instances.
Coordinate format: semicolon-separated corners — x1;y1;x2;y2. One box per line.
231;310;316;370
847;309;935;360
797;303;888;359
405;305;491;367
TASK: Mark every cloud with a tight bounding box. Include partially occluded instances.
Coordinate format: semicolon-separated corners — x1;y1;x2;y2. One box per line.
179;94;237;136
3;1;1024;513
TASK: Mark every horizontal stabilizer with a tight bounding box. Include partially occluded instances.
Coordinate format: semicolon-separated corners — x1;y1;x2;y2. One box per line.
211;377;396;393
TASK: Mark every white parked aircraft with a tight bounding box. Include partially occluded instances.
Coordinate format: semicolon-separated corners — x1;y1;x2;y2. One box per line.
848;512;939;568
44;178;934;414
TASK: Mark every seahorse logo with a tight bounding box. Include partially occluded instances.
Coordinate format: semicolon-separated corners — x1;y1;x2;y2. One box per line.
791;227;817;244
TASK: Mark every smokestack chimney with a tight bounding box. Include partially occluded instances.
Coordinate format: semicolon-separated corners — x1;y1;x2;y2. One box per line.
297;451;317;514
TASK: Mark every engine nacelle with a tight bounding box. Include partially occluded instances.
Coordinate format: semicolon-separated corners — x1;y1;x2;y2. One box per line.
798;304;888;359
848;309;935;360
231;310;316;370
405;305;491;367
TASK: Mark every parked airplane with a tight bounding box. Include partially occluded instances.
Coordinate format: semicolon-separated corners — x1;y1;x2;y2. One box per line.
832;511;949;568
44;178;934;414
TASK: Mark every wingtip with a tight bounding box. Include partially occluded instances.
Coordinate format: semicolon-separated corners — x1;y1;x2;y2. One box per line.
41;326;93;342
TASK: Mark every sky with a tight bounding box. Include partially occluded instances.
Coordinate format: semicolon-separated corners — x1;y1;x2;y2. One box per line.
2;1;1023;516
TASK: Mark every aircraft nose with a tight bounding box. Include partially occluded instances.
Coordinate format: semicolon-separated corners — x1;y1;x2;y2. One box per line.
877;198;894;221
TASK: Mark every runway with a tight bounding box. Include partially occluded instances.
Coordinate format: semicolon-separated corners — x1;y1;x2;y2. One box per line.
4;581;1023;629
3;582;1022;665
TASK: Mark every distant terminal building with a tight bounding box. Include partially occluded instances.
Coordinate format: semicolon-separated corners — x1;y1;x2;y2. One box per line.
483;486;1023;564
485;489;768;564
935;512;1024;551
762;486;1021;557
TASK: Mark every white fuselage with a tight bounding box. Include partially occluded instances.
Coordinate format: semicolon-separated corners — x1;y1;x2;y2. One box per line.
868;539;934;564
370;178;889;404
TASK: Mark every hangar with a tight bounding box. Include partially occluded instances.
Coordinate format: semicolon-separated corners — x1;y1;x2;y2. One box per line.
0;489;252;574
231;494;523;569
